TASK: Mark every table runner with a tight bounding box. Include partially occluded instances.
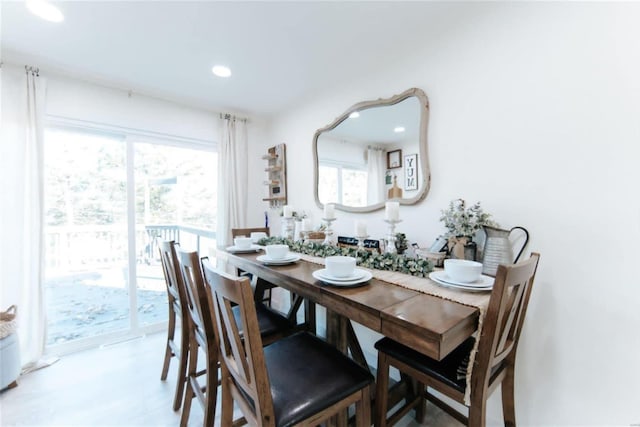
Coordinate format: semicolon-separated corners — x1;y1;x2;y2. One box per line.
300;253;490;405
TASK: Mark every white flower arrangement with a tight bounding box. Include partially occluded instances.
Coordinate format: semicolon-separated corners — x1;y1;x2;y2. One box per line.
440;199;496;238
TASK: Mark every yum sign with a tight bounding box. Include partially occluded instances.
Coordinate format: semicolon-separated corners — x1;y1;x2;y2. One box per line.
404;154;418;191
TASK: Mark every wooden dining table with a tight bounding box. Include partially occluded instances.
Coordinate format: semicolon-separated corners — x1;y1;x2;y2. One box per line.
219;250;480;366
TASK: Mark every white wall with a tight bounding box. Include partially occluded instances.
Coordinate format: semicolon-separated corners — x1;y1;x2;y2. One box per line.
44;72;218;143
249;3;640;425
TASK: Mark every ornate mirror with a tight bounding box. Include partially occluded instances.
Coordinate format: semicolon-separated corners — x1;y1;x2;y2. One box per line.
313;88;430;213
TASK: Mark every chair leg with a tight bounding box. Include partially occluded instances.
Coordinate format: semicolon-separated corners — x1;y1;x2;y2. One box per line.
203;346;219;427
220;370;234;427
375;352;390;427
161;304;177;380
468;399;487;427
180;336;199;427
355;385;372;427
172;319;190;411
501;365;516;427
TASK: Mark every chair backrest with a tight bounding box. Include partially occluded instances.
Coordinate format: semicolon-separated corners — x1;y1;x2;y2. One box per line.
159;241;187;309
231;227;270;238
472;253;540;391
176;248;216;349
201;258;275;427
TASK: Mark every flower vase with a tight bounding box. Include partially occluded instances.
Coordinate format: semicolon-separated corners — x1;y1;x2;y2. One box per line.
463;241;477;261
448;236;477;261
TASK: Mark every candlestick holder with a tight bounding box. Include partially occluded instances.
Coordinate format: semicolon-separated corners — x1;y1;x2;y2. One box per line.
355;235;369;253
383;219;403;254
322;217;336;246
281;217;295;240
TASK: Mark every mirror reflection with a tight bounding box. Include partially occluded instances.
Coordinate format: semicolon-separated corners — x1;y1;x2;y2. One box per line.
313;88;430;213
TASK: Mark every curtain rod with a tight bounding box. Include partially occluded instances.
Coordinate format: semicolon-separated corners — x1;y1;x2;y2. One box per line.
11;61;246;119
219;113;248;123
25;65;40;76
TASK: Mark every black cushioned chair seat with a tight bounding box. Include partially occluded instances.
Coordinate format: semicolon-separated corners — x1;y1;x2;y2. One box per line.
264;332;374;427
232;302;292;338
375;336;476;393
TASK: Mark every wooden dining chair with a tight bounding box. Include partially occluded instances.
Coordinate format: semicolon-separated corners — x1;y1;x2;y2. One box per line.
201;257;295;349
231;227;270;241
231;227;274;306
206;264;374;427
231;226;316;333
175;248;219;427
158;241;190;411
374;253;541;427
176;249;295;427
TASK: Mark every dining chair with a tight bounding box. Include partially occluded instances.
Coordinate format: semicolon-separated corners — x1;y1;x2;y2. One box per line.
231;227;314;333
158;240;190;411
231;227;274;306
374;253;540;427
206;264;375;427
176;249;295;427
231;226;270;241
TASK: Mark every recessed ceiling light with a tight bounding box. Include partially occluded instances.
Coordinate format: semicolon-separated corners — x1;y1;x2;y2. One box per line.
349;112;360;119
212;65;232;78
26;0;64;23
394;126;406;133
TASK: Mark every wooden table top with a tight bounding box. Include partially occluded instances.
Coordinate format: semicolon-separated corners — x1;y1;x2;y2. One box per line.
221;250;479;360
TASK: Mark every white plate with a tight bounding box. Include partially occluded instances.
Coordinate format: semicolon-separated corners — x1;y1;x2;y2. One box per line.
429;271;493;292
430;271;494;288
256;254;301;265
312;269;373;287
225;244;262;254
314;268;368;282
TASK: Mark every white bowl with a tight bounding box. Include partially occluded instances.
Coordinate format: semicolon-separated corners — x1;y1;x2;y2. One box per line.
325;256;357;278
444;259;483;283
234;237;253;249
265;244;289;260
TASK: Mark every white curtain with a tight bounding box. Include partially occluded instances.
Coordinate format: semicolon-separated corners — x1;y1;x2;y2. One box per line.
0;66;47;368
367;147;386;205
216;116;248;248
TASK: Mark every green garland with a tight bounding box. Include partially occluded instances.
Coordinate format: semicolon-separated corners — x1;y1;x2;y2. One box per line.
258;237;434;278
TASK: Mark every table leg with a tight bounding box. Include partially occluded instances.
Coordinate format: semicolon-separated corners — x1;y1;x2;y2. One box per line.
305;299;316;334
326;310;347;354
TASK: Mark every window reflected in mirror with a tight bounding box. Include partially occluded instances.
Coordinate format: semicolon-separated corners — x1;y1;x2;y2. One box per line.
318;164;368;207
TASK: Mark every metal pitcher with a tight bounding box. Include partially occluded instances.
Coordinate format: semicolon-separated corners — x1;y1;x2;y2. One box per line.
481;225;529;276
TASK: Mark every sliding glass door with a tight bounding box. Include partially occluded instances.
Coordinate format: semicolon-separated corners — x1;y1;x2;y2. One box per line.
44;129;130;345
133;142;217;327
43;127;217;349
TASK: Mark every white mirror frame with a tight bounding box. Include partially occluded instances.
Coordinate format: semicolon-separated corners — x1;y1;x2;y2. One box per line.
313;87;431;213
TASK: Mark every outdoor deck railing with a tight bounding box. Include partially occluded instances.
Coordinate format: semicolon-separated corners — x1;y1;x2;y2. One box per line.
45;224;216;271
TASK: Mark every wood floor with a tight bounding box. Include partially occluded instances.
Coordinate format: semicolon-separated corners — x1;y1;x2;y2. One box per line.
0;331;459;426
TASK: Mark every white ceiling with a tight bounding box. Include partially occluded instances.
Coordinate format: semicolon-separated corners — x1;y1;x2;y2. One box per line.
320;95;421;144
1;1;477;117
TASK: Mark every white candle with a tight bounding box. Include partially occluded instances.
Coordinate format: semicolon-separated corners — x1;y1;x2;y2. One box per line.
324;203;335;219
283;205;293;218
385;201;400;221
355;220;367;237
